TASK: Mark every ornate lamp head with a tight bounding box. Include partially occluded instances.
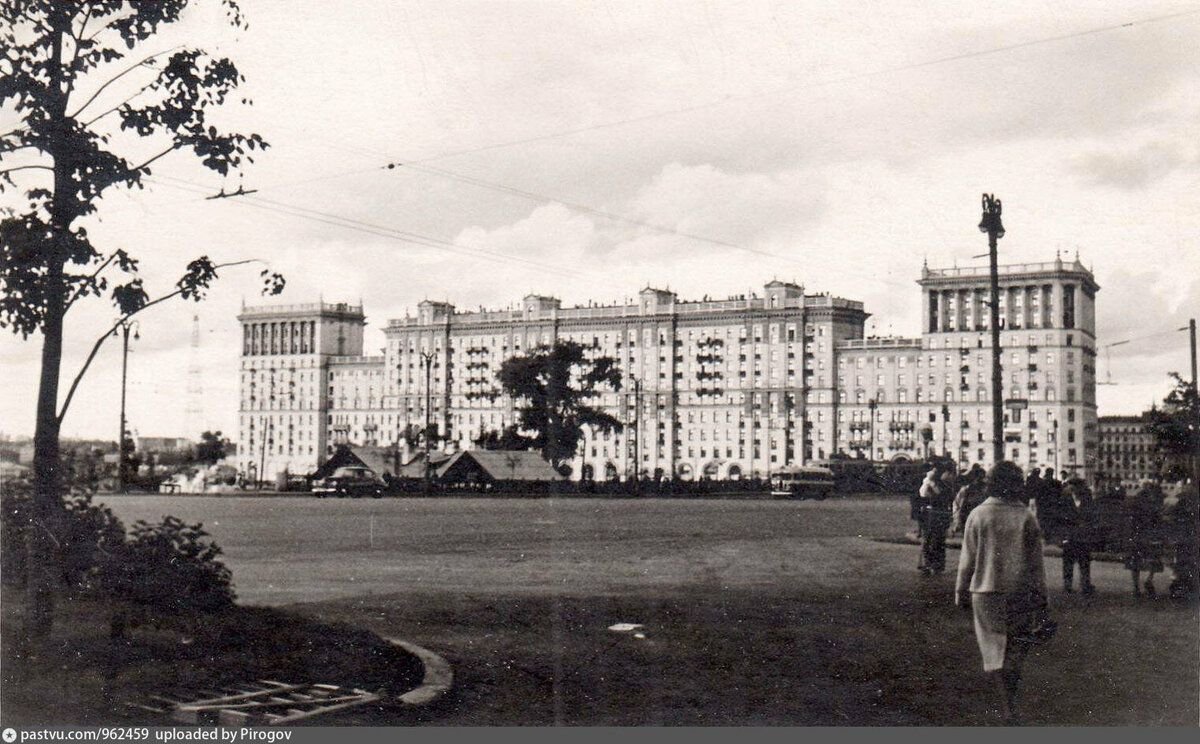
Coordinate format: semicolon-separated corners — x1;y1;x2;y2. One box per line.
978;193;1005;239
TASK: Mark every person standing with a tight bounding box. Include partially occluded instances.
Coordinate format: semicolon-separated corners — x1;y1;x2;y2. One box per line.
913;464;936;544
920;462;954;575
1123;481;1166;598
1060;476;1097;595
953;464;987;535
1035;468;1065;545
1166;484;1199;601
956;461;1051;724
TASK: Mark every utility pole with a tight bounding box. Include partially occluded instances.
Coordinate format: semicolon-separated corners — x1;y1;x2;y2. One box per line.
630;375;641;492
979;194;1006;466
1190;318;1198;488
258;417;270;491
421;350;434;493
116;320;138;492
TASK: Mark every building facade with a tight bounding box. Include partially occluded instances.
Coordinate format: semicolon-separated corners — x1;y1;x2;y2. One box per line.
1098;415;1159;487
237;257;1100;482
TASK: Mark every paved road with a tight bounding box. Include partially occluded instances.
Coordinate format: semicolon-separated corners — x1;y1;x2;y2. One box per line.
98;495;1199;725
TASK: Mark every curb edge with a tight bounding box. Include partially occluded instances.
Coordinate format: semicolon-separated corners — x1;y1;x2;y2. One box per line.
385;637;454;706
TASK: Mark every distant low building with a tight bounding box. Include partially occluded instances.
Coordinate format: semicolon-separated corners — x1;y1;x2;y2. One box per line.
436;450;563;486
136;436;193;453
1098;414;1159;488
0;461;30;482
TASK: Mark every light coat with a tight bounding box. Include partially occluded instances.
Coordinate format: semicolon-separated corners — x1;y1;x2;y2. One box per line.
956;496;1047;595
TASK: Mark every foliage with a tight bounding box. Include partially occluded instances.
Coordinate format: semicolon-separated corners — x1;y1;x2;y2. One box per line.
1;1;282;339
1146;373;1200;480
496;341;623;467
1;479;125;590
473;424;534;451
195;430;229;465
0;0;280;633
99;516;235;613
2;475;232;613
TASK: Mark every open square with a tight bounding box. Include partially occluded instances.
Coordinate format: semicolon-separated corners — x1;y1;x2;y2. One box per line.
101;494;1199;726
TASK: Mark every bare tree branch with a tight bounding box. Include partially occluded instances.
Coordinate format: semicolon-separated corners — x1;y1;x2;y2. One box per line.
82;80;156;127
66;47;181;120
0;164;53;176
128;145;177;174
62;252;119;311
56;259;266;424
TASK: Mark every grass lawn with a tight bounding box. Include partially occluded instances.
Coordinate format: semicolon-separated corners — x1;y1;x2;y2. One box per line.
97;495;1200;726
0;586;423;726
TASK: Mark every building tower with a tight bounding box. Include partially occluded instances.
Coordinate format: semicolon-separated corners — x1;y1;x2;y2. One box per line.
236;301;367;484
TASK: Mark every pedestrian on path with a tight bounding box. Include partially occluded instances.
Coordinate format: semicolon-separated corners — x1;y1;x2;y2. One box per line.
956;461;1053;724
1166;484;1199;601
953;464;987;535
919;462;954;575
1123;482;1166;598
912;465;934;543
1060;476;1097;595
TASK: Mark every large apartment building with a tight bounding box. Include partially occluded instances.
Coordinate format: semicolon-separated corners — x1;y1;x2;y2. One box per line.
1098;415;1159;487
237;256;1099;482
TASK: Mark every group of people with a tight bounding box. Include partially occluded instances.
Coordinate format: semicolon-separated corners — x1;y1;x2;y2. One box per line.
910;462;1198;600
915;459;1199;723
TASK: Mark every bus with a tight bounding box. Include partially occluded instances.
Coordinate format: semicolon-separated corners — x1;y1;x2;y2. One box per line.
770;466;837;500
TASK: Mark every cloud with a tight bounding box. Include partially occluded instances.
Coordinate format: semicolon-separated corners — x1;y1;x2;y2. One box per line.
627;163;826;251
1068;138;1199;189
454;203;598;260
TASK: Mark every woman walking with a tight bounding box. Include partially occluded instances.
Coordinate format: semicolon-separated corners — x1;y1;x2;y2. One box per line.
1123;481;1166;597
956;461;1052;724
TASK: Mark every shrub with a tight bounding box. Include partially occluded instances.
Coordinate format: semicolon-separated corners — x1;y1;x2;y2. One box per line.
99;516;235;613
2;478;234;615
1;480;125;590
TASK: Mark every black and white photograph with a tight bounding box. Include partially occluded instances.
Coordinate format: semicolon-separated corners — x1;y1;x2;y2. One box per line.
1;0;1198;730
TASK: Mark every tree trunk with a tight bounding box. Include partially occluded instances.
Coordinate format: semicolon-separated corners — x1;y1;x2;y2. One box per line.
27;13;72;637
26;261;67;641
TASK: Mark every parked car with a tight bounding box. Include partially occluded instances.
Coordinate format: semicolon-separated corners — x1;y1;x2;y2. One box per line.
769;466;836;500
313;466;385;498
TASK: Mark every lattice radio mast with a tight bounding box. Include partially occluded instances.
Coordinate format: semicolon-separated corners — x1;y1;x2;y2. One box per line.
184;314;204;439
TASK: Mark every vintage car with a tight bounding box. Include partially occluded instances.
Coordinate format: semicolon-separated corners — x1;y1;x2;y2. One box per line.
312;465;385;498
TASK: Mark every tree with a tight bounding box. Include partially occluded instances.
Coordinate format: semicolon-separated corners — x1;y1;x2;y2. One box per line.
196;430;229;465
1147;373;1200;482
1;1;282;637
496;341;623;469
473;424;532;451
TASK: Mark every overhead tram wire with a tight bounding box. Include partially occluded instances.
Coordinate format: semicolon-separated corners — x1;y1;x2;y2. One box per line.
247;6;1200;183
200;9;1200;294
144;176;589;280
131;10;1198;299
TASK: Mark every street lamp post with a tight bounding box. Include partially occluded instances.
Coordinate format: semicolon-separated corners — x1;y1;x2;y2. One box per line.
979;194;1006;466
116;320;139;493
420;351;435;493
867;398;877;461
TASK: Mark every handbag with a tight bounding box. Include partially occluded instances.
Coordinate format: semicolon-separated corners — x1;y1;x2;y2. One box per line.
1009;589;1058;645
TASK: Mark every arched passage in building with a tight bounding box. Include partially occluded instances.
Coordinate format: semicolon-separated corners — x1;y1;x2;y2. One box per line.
604;461;619;481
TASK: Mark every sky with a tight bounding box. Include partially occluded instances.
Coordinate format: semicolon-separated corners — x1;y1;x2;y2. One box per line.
2;0;1199;442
